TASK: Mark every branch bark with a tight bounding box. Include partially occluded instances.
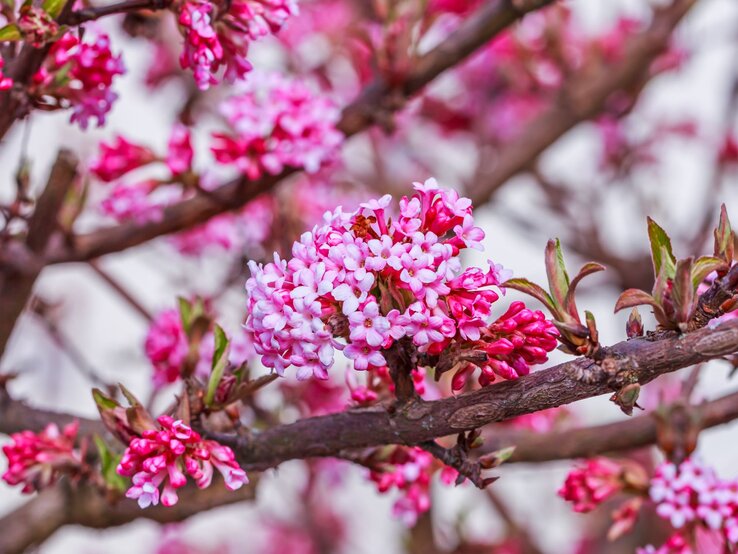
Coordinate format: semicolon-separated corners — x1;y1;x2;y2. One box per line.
44;0;556;265
0;150;78;357
0;478;257;554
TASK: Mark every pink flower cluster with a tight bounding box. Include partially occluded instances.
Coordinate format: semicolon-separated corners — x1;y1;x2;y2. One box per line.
245;179;557;383
212;74;342;180
91;125;194;223
369;446;451;526
117;415;247;508
32;32;125;129
17;5;59;47
558;457;624;513
649;459;738;543
2;422;81;493
176;0;298;89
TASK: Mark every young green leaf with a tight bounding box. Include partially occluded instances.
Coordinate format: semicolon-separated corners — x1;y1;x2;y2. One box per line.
42;0;65;18
503;278;559;318
714;204;734;266
205;325;230;406
691;256;728;290
544;239;570;310
0;24;21;41
178;297;193;333
93;435;128;492
671;257;694;324
563;262;605;320
647;217;676;279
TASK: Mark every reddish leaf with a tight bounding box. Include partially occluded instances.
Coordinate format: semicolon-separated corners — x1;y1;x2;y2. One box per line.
563;262;605;320
503;277;559;318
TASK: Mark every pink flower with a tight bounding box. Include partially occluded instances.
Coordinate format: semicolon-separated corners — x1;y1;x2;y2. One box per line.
90;136;156;182
99;182;165;224
117;416;247;508
212;74;343;179
176;0;297;89
32;32;125;128
17;5;59;47
2;422;82;493
558;458;624;513
245;182;557;382
145;309;189;388
166;124;194;175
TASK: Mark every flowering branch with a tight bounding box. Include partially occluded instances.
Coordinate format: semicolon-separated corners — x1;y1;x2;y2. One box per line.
216;318;738;471
42;0;558;265
66;0;171;25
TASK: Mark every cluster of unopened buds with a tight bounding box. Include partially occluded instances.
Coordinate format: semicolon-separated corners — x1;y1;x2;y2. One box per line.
2;422;83;493
245;179;558;386
368;446;456;526
175;0;298;89
212;73;343;179
117;415;247;508
30;32;125;129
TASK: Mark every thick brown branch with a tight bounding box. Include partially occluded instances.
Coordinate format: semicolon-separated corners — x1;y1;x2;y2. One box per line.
0;478;256;554
46;0;556;264
222;319;738;471
0;150;78;357
467;0;696;205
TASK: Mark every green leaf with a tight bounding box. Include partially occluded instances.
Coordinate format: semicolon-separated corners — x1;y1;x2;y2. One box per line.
0;24;21;41
93;435;127;492
118;383;143;407
714;204;734;265
545;239;570;310
563;262;605;320
647;217;676;279
178;297;193;334
691;256;728;290
92;388;120;411
503;278;559;318
42;0;65;19
205;325;230;406
671;258;694;324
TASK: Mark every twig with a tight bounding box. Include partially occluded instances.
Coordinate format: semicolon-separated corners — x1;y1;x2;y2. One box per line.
88;261;153;321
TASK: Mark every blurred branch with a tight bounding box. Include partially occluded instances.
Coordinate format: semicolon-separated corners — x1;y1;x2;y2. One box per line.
0;150;78;358
482;388;738;463
44;0;558;264
88;261;153;321
467;0;697;205
0;477;257;554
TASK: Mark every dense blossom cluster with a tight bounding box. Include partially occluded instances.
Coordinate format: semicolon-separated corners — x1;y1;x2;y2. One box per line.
212;74;342;179
2;422;82;493
117;415;247;508
32;32;125;128
176;0;298;89
649;459;738;544
558;457;625;513
245;180;557;384
369;446;455;526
